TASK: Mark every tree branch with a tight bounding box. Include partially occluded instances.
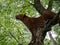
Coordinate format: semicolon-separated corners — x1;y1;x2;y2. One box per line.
47;0;53;11
48;31;57;45
45;10;60;31
48;11;60;26
34;0;46;15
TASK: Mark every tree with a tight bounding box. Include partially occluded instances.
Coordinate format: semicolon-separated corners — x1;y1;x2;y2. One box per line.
0;0;60;45
16;0;60;45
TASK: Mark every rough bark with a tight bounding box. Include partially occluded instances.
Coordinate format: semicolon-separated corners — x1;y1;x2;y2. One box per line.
28;28;47;45
34;0;46;15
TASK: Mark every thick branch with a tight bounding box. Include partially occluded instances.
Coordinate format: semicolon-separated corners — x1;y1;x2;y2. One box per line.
46;11;60;29
43;10;60;32
34;0;46;15
47;0;53;11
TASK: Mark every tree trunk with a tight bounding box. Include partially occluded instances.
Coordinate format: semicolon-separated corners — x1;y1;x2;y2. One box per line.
28;28;47;45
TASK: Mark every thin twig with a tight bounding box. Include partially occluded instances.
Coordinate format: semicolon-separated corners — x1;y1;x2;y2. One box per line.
49;31;57;45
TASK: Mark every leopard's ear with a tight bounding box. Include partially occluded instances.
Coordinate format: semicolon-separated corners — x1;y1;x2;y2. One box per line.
20;14;26;17
24;14;26;16
21;14;26;18
15;14;23;20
